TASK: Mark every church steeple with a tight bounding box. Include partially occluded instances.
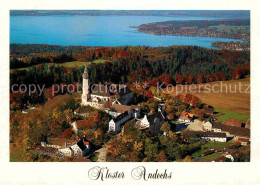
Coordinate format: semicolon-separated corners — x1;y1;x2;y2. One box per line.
83;65;89;79
82;65;90;101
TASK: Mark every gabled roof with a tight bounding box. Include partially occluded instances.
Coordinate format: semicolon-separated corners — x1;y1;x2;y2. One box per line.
147;112;165;125
194;131;226;138
110;104;140;114
76;138;90;151
212;122;223;129
90;84;132;98
238;138;249;142
202;121;212;126
179;112;194;120
224;119;243;127
76;140;86;151
112;111;129;122
111;104;132;114
203;107;214;115
212;122;250;138
222;125;250;138
179;115;192;120
91;84;111;97
180;112;194;118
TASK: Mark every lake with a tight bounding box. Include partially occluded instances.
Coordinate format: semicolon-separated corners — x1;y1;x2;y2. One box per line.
10;15;241;48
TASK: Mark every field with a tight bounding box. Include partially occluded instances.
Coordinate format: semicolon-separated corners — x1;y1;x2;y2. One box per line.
10;59;107;73
165;76;250;120
197;152;221;162
209;25;250;34
191;142;229;161
215;108;250;122
191;142;229;158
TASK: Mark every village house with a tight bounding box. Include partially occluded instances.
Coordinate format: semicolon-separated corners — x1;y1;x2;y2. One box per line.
136;111;166;136
108;104;141;119
58;147;73;157
58;138;91;157
202;115;215;124
108;112;132;132
186;119;204;132
41;142;62;149
237;138;250;146
41;137;91;158
108;104;141;132
178;112;194;123
203;107;214;116
211;122;250;142
213;154;234;162
202;121;212;131
223;119;245;128
212;122;223;132
192;131;227;142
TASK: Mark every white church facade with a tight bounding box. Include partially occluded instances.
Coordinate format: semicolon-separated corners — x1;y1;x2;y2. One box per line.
81;66;133;110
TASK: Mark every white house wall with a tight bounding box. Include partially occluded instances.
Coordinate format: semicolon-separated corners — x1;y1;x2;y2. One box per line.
140;116;150;128
201;137;227;142
71;144;83;157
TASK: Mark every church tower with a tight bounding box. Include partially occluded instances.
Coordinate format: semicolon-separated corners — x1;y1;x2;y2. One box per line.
82;65;90;104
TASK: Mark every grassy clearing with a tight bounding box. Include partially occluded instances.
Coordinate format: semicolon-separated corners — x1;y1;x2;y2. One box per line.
202;141;229;149
215;108;250;122
191;141;229;159
56;61;89;68
92;59;107;64
191;149;207;158
10;59;107;73
198;152;221;162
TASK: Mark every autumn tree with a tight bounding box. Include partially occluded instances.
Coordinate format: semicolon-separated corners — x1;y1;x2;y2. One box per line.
182;155;196;162
62;128;74;139
156;151;168;162
161;122;171;135
144;138;159;161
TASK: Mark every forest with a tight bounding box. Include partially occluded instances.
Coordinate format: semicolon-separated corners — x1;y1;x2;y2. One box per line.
10;44;250;109
9;44;250;162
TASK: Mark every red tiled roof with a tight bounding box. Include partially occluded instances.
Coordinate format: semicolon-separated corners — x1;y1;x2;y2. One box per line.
203;107;214;115
212;122;250;138
238;138;249;142
181;112;194;118
224;119;243;127
179;115;191;120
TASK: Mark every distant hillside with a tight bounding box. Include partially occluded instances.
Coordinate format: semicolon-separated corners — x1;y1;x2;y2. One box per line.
10;10;250;19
